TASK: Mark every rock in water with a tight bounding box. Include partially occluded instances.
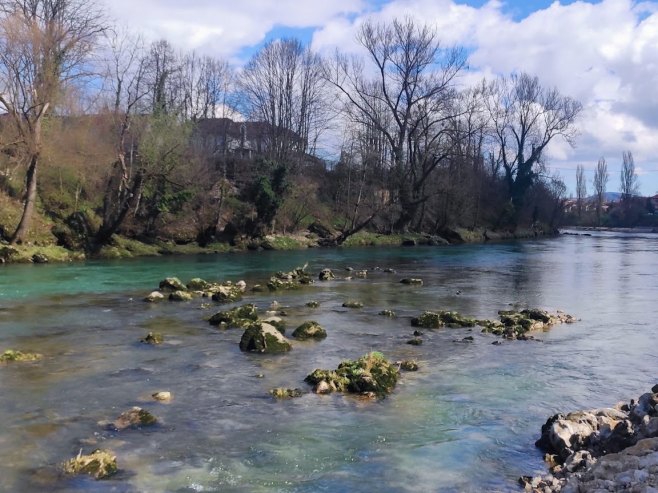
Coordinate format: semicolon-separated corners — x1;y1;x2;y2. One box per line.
169;290;193;301
305;352;399;397
62;449;117;480
158;277;187;292
269;388;303;399
111;407;158;430
319;268;335;281
144;291;165;302
239;323;292;353
292;321;327;341
0;349;42;363
208;304;258;328
400;278;423;285
151;391;172;402
342;300;363;309
140;332;163;345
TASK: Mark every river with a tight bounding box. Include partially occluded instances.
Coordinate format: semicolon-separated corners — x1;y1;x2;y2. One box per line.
1;232;656;492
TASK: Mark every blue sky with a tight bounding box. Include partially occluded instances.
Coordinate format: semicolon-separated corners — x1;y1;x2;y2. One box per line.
105;0;658;196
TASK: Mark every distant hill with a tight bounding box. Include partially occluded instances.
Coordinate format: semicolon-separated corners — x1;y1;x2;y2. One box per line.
586;192;622;203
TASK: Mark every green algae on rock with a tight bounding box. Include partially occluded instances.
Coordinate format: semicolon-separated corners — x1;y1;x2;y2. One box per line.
319;268;335;281
62;449;117;480
159;277;187;292
379;310;396;317
411;310;477;328
269;387;303;399
266;265;313;291
140;332;164;345
208;304;258;328
239;322;292;353
400;278;423;285
111;406;158;430
304;352;399;397
480;309;576;339
399;360;419;371
0;349;42;363
169;290;193;301
292;321;327;341
306;300;320;308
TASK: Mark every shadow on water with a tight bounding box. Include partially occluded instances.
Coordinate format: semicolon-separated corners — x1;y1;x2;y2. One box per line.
1;235;657;492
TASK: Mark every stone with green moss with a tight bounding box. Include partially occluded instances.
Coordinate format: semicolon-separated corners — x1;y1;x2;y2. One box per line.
342;300;363;309
210;283;243;302
319;268;335;281
267;265;313;291
209;304;258;327
411;310;476;328
437;311;477;327
400;360;419;371
400;278;423;285
379;310;396;317
306;300;320;308
479;308;576;339
304;352;399;396
62;449;117;480
158;277;187;292
140;332;163;345
187;278;211;290
262;316;286;334
239;322;292;353
0;349;42;363
406;338;423;346
292;321;327;341
411;311;444;328
169;290;193;302
269;387;303;399
111;406;158;430
144;291;165;302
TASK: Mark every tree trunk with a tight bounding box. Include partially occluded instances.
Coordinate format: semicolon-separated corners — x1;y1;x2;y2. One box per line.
10;153;39;245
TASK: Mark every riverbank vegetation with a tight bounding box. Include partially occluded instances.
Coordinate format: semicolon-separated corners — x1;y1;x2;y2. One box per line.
0;1;583;262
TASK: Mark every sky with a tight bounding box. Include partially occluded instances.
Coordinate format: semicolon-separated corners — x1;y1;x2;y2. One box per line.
103;0;658;197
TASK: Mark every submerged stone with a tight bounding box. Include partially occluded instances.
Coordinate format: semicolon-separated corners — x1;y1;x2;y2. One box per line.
342;300;363;309
269;387;303;399
406;338;423;346
140;332;163;345
379;310;396;317
411;310;476;328
306;300;320;308
62;449;117;480
151;391;172;402
0;349;42;363
304;352;399;397
111;406;158;430
399;360;419;371
292;321;327;341
400;278;423;285
239;322;292;353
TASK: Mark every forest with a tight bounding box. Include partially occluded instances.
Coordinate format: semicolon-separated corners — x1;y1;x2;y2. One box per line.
0;0;593;259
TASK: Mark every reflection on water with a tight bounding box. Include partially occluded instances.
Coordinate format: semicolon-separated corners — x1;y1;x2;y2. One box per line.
1;234;657;492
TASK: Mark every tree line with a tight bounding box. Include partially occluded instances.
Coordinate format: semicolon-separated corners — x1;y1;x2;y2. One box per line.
0;0;585;250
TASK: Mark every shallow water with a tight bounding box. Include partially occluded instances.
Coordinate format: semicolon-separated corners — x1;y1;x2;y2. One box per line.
1;233;656;492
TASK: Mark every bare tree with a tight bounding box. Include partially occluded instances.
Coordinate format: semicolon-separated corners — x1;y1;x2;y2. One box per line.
0;0;106;243
325;17;466;231
576;164;586;220
620;150;639;207
485;73;582;221
593;157;608;226
239;38;329;165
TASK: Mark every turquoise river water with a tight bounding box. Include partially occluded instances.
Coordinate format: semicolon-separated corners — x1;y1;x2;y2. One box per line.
0;232;656;492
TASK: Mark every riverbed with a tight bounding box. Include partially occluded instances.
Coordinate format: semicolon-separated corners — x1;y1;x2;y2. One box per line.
1;232;656;492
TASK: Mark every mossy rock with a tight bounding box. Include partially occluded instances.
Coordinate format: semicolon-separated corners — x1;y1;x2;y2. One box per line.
319;268;335;281
292;321;327;341
169;290;193;302
158;277;187;292
411;310;476;328
411;311;444;328
306;300;320;308
400;278;423;285
267;265;314;291
111;406;158;430
187;278;212;290
481;308;576;340
62;449;117;480
0;349;42;363
31;253;49;263
379;310;396;317
406;338;423;346
140;332;164;345
342;300;363;309
210;284;243;302
269;387;303;399
239;322;292;353
400;360;419;371
305;352;399;397
208;304;258;327
262;316;286;334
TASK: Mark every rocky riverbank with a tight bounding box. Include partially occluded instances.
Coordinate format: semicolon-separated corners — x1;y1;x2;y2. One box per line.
522;384;658;492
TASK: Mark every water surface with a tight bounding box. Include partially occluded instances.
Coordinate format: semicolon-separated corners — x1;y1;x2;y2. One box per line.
1;233;656;492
